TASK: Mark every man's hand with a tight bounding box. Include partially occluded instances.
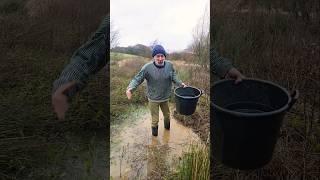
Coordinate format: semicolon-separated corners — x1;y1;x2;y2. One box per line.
225;68;245;84
126;89;132;100
52;81;77;120
181;83;187;88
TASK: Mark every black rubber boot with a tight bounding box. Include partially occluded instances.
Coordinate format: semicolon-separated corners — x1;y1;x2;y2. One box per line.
164;121;170;130
152;126;158;136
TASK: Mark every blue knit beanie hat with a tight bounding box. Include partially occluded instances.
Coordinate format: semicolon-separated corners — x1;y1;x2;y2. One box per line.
152;45;166;57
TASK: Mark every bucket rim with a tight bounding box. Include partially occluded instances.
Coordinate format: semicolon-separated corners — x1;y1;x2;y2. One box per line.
174;86;202;99
212;78;291;117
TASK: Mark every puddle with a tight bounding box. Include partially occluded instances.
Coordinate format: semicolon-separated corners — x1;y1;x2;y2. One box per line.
39;130;108;180
61;132;107;180
110;105;201;179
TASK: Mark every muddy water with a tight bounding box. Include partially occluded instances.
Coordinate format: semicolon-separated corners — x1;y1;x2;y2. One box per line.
110;106;201;179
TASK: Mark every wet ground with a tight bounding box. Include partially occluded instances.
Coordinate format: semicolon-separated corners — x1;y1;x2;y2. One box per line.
60;131;107;180
110;106;201;179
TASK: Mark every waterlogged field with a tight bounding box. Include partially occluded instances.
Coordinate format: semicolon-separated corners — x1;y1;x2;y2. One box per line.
110;53;210;179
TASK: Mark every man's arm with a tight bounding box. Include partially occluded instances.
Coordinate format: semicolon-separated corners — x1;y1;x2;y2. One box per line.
210;48;233;78
127;66;146;92
211;48;244;84
52;16;108;120
52;16;108;97
126;66;147;100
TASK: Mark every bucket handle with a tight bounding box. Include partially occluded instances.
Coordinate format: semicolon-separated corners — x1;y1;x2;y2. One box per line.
287;90;299;111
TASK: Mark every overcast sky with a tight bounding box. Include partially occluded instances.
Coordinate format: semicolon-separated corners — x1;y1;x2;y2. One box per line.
111;0;209;52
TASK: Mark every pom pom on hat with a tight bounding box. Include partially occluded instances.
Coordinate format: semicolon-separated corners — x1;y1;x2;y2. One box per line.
152;45;166;57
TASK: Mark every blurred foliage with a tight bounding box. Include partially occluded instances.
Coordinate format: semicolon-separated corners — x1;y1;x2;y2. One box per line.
212;0;320;178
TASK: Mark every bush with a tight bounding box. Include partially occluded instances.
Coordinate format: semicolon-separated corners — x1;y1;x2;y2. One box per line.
0;0;24;14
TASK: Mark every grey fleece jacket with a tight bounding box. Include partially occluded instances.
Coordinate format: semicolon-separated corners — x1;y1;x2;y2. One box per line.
127;60;183;102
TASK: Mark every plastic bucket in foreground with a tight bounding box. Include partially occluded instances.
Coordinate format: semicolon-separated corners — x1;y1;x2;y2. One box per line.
211;78;298;170
174;86;203;115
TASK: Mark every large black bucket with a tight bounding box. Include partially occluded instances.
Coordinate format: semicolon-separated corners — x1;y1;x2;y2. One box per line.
211;78;298;170
174;86;203;115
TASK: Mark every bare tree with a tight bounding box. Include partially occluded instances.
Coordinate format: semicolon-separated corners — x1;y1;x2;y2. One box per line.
110;21;120;49
190;5;210;69
149;39;161;49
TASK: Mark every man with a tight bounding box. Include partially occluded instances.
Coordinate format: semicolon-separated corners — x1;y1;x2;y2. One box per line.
51;15;244;123
126;45;187;136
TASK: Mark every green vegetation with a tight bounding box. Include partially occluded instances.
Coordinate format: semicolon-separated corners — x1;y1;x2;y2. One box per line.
1;0;107;178
0;0;24;14
110;52;149;122
212;1;320;178
167;143;210;180
1;47;108;179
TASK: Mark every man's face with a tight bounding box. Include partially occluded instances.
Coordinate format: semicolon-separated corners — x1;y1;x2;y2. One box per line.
154;54;165;65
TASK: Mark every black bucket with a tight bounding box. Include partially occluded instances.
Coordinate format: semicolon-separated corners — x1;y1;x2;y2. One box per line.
174;86;203;115
211;78;298;170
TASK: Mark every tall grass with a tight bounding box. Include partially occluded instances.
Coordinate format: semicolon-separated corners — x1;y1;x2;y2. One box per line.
1;0;106;52
168;143;210;180
110;52;149;121
212;1;320;178
0;1;108;178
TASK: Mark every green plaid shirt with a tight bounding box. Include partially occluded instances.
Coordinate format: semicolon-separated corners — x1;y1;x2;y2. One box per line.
52;15;232;97
52;16;108;97
211;48;233;78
